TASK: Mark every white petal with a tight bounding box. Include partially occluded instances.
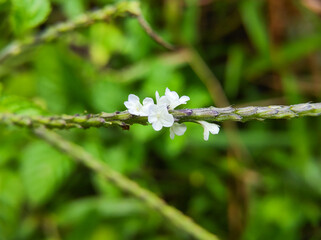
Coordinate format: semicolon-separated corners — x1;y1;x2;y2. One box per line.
199;121;220;135
140;108;151;116
169;123;187;139
148;115;158;123
158;96;169;106
159;106;169;114
165;88;179;101
124;94;145;115
128;108;139;115
162;114;174;127
148;116;158;123
165;88;172;97
143;97;154;106
203;128;209;141
124;101;131;109
172;123;187;136
124;99;137;109
198;121;220;141
159;107;174;127
128;94;140;102
179;96;190;104
148;106;158;123
164;88;190;109
170;127;175;139
209;123;220;134
148;104;157;112
125;101;142;115
141;97;154;116
155;91;160;103
152;121;163;131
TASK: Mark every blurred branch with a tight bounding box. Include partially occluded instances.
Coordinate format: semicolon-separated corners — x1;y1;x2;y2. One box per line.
33;127;219;240
0;1;173;64
137;15;175;50
101;49;189;83
187;48;249;240
1;103;321;129
187;48;230;107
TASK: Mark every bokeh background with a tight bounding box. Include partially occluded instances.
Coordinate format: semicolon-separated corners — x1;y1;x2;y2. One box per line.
1;0;321;239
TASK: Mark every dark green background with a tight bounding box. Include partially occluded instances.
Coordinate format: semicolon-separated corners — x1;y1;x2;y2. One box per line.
1;0;321;239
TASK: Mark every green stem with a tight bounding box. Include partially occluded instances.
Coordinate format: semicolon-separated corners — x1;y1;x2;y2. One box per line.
33;127;219;240
1;102;320;129
0;1;173;64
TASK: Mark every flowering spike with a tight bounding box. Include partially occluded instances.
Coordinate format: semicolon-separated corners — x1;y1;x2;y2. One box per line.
123;89;220;141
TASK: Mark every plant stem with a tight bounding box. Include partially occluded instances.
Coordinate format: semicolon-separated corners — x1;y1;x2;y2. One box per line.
1;102;320;129
137;14;175;50
33;127;219;240
0;1;172;64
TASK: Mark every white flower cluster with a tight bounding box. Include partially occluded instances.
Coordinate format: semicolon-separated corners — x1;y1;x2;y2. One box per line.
124;88;220;140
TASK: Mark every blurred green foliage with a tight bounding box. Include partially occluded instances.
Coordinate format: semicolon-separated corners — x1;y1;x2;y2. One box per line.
1;0;321;239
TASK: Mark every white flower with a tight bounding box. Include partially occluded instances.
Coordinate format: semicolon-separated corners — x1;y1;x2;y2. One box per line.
170;123;187;139
148;104;174;131
198;121;220;141
155;90;168;106
124;94;153;116
163;88;190;110
125;90;193;138
141;97;154;115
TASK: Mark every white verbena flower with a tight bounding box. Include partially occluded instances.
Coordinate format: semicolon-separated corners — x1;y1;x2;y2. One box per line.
155;90;168;106
198;121;220;141
163;88;190;110
148;104;174;131
141;97;154;114
170;123;187;139
124;94;153;116
155;88;190;109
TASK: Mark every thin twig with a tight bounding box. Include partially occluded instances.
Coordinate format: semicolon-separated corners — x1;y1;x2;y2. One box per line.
0;1;174;64
137;15;175;50
1;103;321;129
0;1;140;64
33;127;219;240
188;48;249;240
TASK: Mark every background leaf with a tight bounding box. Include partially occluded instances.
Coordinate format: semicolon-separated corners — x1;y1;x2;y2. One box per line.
20;141;74;206
0;170;24;240
0;0;321;239
10;0;51;34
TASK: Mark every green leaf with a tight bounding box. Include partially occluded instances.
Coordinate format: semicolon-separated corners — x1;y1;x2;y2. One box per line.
90;80;127;112
0;170;24;239
224;45;244;99
240;0;269;56
55;0;86;19
57;197;145;225
20;141;75;206
89;23;125;66
0;95;47;115
10;0;51;34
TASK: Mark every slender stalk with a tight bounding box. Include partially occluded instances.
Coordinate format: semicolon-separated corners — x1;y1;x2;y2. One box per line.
1;102;320;129
137;15;175;50
0;1;172;64
0;1;139;64
33;127;219;240
188;48;249;240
